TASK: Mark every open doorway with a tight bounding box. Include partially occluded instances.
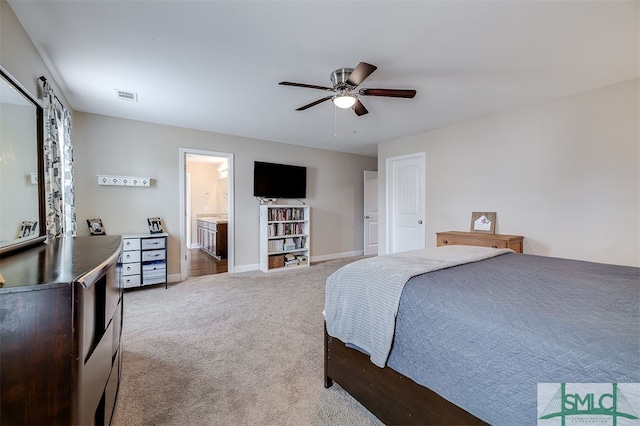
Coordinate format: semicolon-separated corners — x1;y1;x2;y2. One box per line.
179;148;234;280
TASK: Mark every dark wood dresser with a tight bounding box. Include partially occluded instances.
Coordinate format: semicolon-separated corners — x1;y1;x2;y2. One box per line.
0;236;123;425
436;231;524;253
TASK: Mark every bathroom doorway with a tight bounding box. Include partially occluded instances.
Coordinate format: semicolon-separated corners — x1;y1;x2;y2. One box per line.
179;148;234;279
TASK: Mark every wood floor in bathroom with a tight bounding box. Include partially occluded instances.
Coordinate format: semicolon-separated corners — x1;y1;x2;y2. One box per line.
187;248;228;277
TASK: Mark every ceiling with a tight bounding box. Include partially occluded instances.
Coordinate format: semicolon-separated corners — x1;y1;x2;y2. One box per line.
8;1;638;157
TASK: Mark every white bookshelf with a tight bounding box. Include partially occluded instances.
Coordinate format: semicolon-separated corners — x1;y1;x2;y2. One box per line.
259;204;310;272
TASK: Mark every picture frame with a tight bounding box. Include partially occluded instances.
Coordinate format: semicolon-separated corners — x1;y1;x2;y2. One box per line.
18;221;37;238
470;212;496;234
147;217;163;234
87;218;105;235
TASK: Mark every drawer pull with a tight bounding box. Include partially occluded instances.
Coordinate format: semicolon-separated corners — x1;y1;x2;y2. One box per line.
492;245;498;248
443;240;448;244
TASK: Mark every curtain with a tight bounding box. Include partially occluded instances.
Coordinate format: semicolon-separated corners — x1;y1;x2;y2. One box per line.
39;77;77;238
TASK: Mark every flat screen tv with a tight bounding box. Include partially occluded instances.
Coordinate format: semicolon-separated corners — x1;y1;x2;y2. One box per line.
253;161;306;199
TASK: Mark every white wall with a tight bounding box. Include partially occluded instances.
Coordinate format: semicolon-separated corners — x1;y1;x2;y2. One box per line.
73;112;377;276
379;79;639;267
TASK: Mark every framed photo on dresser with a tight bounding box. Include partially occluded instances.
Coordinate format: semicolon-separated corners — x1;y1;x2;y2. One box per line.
147;217;163;234
87;218;105;235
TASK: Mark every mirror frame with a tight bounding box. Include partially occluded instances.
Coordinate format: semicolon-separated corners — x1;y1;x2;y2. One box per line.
0;66;46;257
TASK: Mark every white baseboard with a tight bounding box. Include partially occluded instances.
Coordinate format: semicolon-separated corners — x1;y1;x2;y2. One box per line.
185;252;364;276
187;243;200;249
232;263;259;273
310;251;364;263
167;273;182;283
233;253;364;274
233;252;363;274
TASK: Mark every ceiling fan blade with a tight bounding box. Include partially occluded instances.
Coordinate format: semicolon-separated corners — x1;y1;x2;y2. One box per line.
352;99;368;116
296;96;333;111
346;62;377;87
280;81;333;91
359;88;417;98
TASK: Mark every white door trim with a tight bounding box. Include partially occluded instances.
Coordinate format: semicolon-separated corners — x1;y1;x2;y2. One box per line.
179;147;235;281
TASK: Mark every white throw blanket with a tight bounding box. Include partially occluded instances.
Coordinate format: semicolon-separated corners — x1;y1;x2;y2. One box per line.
324;245;513;367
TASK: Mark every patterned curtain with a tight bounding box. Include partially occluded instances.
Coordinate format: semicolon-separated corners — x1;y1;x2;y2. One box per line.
39;77;77;238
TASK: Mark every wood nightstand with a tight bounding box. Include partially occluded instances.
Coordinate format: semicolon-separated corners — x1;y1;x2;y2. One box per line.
436;231;524;253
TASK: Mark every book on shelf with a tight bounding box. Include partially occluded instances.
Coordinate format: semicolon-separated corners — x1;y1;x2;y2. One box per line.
284;253;298;267
268;207;305;222
268;239;284;252
283;238;296;251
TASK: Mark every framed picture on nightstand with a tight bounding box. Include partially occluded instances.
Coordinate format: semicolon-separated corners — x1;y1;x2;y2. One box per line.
470;212;496;234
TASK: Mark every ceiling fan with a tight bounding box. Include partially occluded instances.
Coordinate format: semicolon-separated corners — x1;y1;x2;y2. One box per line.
279;62;416;116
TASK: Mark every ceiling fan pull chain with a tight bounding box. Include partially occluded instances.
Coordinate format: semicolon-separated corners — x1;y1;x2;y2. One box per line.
334;105;338;138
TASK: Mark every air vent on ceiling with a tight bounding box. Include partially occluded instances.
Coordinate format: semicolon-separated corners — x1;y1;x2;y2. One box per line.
115;89;138;102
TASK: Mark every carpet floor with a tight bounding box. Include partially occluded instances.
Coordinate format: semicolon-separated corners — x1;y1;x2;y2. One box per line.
111;257;383;426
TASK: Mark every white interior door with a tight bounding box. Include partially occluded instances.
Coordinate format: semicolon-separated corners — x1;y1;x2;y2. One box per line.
364;170;378;256
386;153;425;253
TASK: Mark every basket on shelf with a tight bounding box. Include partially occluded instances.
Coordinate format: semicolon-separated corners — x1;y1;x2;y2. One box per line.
268;254;285;269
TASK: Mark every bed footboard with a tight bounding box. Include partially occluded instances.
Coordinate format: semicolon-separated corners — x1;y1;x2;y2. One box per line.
324;324;487;425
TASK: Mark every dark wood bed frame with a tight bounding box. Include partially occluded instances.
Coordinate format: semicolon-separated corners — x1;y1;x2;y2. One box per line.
324;325;488;425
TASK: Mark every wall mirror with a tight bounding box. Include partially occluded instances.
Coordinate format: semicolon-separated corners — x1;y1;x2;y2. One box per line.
0;67;45;256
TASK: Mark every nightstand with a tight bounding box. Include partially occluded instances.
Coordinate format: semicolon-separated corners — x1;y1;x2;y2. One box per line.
436;231;524;253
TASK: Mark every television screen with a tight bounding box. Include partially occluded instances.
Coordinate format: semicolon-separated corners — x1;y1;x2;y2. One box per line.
253;161;306;199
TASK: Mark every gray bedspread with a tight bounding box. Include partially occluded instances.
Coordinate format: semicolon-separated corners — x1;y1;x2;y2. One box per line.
385;253;640;425
325;245;512;367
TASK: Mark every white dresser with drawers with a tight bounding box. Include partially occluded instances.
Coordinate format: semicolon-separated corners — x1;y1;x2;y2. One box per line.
121;233;168;288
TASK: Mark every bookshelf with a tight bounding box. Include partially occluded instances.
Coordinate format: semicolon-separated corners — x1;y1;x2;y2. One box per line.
260;205;310;272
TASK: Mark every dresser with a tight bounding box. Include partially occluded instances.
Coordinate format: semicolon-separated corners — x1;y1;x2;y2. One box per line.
436;231;524;253
0;236;123;425
121;233;168;288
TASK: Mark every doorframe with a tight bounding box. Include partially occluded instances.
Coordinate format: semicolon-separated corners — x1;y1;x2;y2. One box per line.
186;172;193;248
179;147;235;280
385;152;425;254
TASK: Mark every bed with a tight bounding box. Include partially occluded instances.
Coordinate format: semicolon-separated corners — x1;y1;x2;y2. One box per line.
323;246;640;425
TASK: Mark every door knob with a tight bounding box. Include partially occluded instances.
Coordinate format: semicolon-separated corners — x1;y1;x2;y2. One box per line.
418;220;423;224
365;216;370;219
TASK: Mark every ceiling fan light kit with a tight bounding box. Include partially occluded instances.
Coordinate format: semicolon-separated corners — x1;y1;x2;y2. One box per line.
332;93;357;109
279;62;417;117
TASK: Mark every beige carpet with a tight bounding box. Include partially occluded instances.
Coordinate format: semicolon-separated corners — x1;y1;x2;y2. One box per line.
112;258;383;426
